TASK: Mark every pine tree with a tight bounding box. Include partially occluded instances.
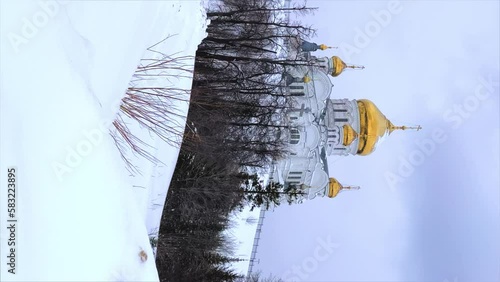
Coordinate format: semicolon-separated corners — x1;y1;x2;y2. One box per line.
242;174;305;211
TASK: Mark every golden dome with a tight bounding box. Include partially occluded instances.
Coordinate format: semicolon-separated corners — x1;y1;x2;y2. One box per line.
356;99;393;156
356;99;421;155
342;124;358;146
331;56;347;77
330;56;364;77
319;44;329;50
303;75;312;83
328;178;343;198
328;178;360;198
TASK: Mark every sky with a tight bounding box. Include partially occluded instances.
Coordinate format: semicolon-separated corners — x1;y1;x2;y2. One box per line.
254;1;500;281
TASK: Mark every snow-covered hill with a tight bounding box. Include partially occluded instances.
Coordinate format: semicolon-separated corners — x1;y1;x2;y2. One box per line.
0;1;207;281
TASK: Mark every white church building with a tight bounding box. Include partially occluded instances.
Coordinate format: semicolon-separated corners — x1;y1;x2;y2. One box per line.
271;41;420;202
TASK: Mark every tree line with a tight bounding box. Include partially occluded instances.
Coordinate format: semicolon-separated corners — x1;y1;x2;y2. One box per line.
157;0;317;281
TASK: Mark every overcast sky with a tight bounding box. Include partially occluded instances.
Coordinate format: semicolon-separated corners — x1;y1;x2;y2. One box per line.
254;1;499;281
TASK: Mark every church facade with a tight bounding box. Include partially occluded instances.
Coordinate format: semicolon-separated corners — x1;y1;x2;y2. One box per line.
271;42;420;202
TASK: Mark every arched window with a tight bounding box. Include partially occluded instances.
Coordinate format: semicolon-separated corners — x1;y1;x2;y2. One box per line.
288;111;300;122
290;128;300;145
334;118;349;123
287;171;303;182
289;82;305;96
327;128;341;145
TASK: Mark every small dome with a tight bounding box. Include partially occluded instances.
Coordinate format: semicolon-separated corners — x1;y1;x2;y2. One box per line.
328;178;343;198
329;56;364;77
328;178;360;198
319;44;329;50
342;124;358;146
331;56;347;77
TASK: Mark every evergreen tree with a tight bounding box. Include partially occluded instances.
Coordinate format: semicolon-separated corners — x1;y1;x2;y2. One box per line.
242;174;305;211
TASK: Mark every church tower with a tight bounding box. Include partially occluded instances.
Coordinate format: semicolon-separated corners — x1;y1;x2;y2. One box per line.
325;98;421;156
299;40;335;52
315;56;365;77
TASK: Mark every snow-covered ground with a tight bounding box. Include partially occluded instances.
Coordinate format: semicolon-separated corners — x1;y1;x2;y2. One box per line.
0;0;207;281
225;206;263;275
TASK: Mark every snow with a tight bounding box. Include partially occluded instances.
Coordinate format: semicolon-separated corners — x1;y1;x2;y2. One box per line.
0;0;207;281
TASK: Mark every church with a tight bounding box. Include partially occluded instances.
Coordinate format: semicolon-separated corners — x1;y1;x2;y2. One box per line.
270;41;420;202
